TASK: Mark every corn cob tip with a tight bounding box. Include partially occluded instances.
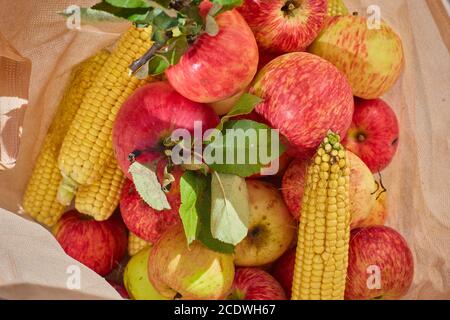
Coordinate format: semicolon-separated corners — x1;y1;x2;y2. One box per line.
57;174;78;206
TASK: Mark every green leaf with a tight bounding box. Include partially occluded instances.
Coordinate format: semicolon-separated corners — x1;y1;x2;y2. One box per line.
206;120;285;177
210;172;249;245
179;171;203;245
210;0;243;15
216;93;263;132
92;1;150;23
146;55;169;75
128;161;171;210
147;1;178;18
179;5;203;26
165;35;189;65
59;8;125;23
145;35;188;75
106;0;150;8
152;11;179;30
179;172;234;253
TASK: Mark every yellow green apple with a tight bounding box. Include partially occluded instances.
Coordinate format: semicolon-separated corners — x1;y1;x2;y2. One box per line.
309;15;404;99
234;180;296;267
347;150;378;228
123;247;170;300
148;224;235;300
354;190;388;228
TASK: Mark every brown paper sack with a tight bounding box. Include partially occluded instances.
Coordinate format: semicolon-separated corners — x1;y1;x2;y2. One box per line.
0;0;449;299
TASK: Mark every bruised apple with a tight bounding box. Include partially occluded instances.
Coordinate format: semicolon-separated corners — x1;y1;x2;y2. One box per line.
234;180;296;267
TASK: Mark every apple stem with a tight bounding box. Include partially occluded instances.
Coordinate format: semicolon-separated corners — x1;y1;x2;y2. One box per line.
281;0;299;16
357;133;366;142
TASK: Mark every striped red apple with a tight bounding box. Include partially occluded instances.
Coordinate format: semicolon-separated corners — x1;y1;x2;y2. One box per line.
166;1;259;103
229;268;287;300
309;15;404;99
238;0;327;53
251;52;354;158
344;98;400;173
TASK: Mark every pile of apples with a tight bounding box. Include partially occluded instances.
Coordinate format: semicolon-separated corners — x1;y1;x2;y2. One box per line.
53;0;414;300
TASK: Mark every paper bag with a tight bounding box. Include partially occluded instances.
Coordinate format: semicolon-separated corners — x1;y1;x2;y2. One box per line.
0;32;31;170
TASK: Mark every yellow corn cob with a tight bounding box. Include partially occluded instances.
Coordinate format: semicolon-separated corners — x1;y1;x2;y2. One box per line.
327;0;349;16
75;156;125;220
23;50;110;227
57;26;153;204
291;132;351;300
128;232;151;256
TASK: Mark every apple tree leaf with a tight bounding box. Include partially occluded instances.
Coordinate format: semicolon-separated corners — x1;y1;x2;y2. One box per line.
91;1;151;24
210;0;243;15
216;93;263;132
179;171;203;245
59;7;125;23
180;171;234;253
206;120;285;177
106;0;150;8
128;161;171;211
210;172;249;245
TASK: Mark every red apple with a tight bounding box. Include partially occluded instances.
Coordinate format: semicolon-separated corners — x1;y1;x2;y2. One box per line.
281;158;308;219
271;247;296;298
229;268;286;300
250;52;354;158
120;167;182;243
345;226;414;300
344;98;400;173
165;1;258;103
52;210;127;276
113;81;220;178
238;0;327;53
